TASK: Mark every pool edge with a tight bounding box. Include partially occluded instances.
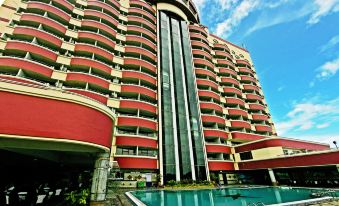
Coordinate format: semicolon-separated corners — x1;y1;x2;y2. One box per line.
125;191;147;206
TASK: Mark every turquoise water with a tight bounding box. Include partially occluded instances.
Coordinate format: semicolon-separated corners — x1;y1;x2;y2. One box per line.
131;187;337;206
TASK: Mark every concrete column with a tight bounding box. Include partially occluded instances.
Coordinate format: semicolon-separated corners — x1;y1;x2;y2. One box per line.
268;168;278;186
90;152;110;205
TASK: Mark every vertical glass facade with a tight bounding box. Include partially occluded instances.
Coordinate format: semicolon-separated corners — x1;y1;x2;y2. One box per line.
159;11;207;182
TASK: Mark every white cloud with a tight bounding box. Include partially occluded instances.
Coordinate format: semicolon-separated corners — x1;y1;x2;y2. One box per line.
316;57;339;79
307;0;339;24
193;0;207;11
286;134;339;147
320;35;339;52
277;86;285;92
215;0;259;38
275;98;339;135
216;0;239;10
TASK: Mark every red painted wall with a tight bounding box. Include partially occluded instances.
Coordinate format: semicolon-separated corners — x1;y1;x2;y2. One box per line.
0;91;113;148
115;157;158;169
208;161;235;171
115;136;157;149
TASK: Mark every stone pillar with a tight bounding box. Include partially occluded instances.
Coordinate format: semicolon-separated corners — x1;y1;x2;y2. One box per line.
268;168;278;186
90;153;110;206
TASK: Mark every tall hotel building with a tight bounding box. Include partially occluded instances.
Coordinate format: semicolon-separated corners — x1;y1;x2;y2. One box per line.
0;0;338;202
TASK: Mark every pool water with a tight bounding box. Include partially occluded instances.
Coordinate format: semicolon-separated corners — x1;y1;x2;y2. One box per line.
131;187;337;206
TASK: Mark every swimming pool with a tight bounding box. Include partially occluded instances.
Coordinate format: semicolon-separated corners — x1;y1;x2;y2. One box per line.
129;187;338;206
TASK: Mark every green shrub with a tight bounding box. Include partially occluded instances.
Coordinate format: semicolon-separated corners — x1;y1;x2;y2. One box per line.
65;188;90;205
167;180;177;188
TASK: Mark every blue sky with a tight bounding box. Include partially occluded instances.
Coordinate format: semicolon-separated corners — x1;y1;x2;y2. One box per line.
193;0;339;146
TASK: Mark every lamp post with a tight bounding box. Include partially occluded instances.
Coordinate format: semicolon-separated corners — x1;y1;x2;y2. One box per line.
333;141;338;149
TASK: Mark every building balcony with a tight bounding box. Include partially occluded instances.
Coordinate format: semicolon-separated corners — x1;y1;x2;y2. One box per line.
243;84;259;92
74;43;113;63
127;25;156;42
124;58;157;75
195;68;216;80
189;32;209;44
238;67;254;75
117;116;157;131
81;20;117;39
202;114;225;125
122;70;157;86
84;9;119;28
114;156;158;169
194;58;214;70
230;120;251;129
200;102;223;113
121;84;157;99
128;16;156;32
119;99;157;114
252;114;268;121
70;57;112;76
255;125;272;132
115;135;157;149
221;77;240;86
204;129;229;139
206;144;232;154
189;24;208;37
228;108;248;117
87;0;119;19
52;0;74;12
208;160;234;171
191;40;211;52
125;46;157;63
66;72;110;91
216;59;235;68
78;31;116;51
66;88;108;104
231;132;265;142
213;43;231;53
198;90;220;101
236;59;252;68
246;93;263;102
219;68;237;76
240;75;257;84
192;49;213;61
27;2;71;24
248;103;266;111
214;50;233;60
197;79;218;90
225;97;245;106
13;26;62;49
126;35;157;52
223;86;242;96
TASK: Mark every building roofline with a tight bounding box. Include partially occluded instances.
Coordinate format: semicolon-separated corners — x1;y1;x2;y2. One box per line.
210;34;249;53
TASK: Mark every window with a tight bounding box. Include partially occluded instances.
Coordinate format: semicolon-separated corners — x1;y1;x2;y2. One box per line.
239;151;253;160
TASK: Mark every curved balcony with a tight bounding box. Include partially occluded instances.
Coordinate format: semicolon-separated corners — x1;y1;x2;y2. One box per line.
66;72;110;90
225;97;245;106
228;109;248;117
189;33;209;44
126;35;156;52
81;20;117;38
87;1;119;18
128;16;156;32
66;88;108;104
5;41;58;62
114;156;157;169
236;59;252;68
117;116;157;131
192;49;213;61
124;58;157;74
248;103;265;111
191;40;211;52
231;132;265;142
252;114;269;121
129;7;156;24
246;93;263;102
120;99;157;114
239;67;254;75
189;25;208;37
122;70;156;85
221;77;240;86
121;84;157;99
216;59;235;68
240;75;257;84
202;115;225;125
84;10;118;28
223;87;242;96
214;50;233;60
230;120;251;129
127;25;156;42
204;129;229;139
219;68;237;77
74;43;113;62
213;43;231;53
130;0;156;14
27;2;71;24
0;75;43;86
197;79;218;90
115;135;157;149
106;0;120;9
195;68;216;80
243;84;259;92
200;102;222;112
0;57;53;77
125;46;157;62
52;0;74;12
20;14;66;36
78;31;116;50
198;90;220;101
208;161;234;171
0;85;114;150
206;144;231;154
255;125;272;132
70;57;112;75
13;26;62;48
194;58;214;70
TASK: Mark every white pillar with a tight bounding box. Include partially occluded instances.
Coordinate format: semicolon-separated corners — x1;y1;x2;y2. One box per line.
90;153;110;204
268;169;278;186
